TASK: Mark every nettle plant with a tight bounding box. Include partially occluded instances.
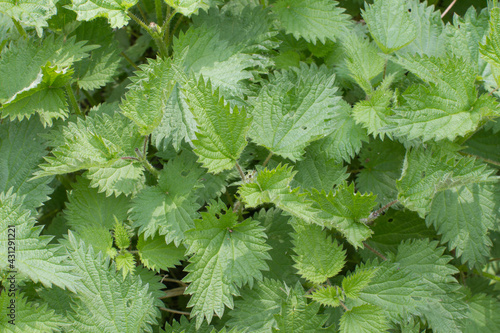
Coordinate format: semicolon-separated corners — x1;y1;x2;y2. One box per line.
0;0;500;332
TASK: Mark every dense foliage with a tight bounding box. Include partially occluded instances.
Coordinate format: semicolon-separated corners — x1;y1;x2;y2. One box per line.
0;0;499;332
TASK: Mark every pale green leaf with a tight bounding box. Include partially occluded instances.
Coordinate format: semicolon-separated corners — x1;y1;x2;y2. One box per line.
339;304;389;333
480;8;500;69
273;0;351;44
0;0;57;36
64;232;159;332
65;0;138;28
342;267;377;300
75;225;116;259
182;76;251;173
227;278;288;333
0;118;53;211
115;250;135;277
0;292;67;332
396;147;497;217
165;0;211;17
113;220;130;250
362;0;416;54
292;222;346;284
249;64;341;161
309;183;377;248
137;233;186;272
183;201;271;327
463;294;500;333
64;176;130;232
129;151;203;246
310;285;342;307
0;190;78;292
352;86;394;139
386;54;499;142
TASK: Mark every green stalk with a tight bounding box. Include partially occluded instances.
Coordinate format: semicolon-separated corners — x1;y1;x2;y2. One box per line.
66;84;82;116
11;18;27;38
155;0;163;24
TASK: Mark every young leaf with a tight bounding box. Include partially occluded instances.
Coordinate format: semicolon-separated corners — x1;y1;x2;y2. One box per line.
113;220;130;250
137;233;186;272
129;151;204;246
115;250;135;277
64;232;159;332
249;64;341;161
75;225;117;259
362;0;416;54
165;0;212;17
66;0;138;28
291;222;346;284
309;183;377;248
273;0;351;44
339;304;389;333
183;200;271;327
182;76;251;173
352;85;394;139
310;285;343;307
480;8;500;68
0;190;78;292
341;267;378;300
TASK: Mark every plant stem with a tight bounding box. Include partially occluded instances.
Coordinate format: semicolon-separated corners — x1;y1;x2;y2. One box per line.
382;58;388;81
166;15;184;47
488;86;500;96
262;152;273;167
459;152;500;167
66;84;82;116
11;18;27;38
137;3;148;22
363;242;387;261
235;162;246;181
473;269;500;282
134;148;160;178
120;51;141;71
128;11;151;33
339;301;349;312
160;277;188;286
155;0;163;24
81;89;96;107
364;199;398;225
160;286;186;298
160;307;190;316
441;0;457;19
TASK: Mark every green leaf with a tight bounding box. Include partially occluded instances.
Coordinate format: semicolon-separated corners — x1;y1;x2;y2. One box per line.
64;232;159;332
182;76;251;173
227;278;288;333
165;0;212;17
359;240;467;333
238;164;319;224
312;100;368;163
396;147;497;217
129;151;204;246
273;283;329;332
0;190;78;291
137;233;186;272
427;183;500;267
386;54;499;142
273;0;351;44
464;128;500;164
121;57;182;135
115;250;135;277
75;225;116;259
292;147;348;192
464;294;500;333
480;8;500;69
64;176;130;232
356;139;405;206
183;200;271;327
397;0;446;57
362;0;416;54
310;285;343;307
291;222;346;284
34;112;145;196
249;64;341;161
341;267;377;300
340;32;386;94
352;86;394;139
71;19;122;90
0;0;58;36
113;220;130;250
309;183;377;248
0;292;67;332
339;304;389;333
0;118;53;211
65;0;138;28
